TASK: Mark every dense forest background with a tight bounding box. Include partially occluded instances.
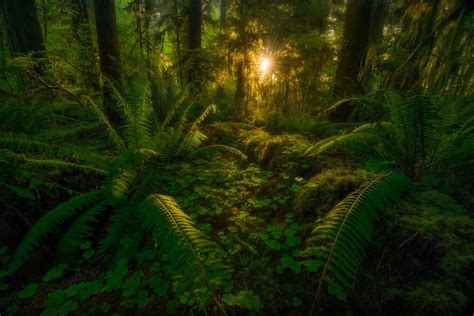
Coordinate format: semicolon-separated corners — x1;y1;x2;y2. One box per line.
0;0;473;314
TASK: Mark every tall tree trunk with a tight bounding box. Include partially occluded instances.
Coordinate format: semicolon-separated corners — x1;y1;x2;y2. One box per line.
93;0;122;123
187;0;202;90
71;0;98;89
0;20;4;78
144;0;154;61
1;0;46;57
369;0;387;45
220;0;227;28
173;0;183;86
71;0;91;43
234;61;245;118
333;0;373;97
134;0;144;58
41;0;48;43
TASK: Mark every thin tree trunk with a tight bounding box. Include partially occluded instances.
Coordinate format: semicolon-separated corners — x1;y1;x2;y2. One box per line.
144;0;154;61
93;0;123;123
187;0;202;90
41;0;48;43
134;0;144;58
220;0;227;28
0;20;4;78
174;0;183;86
71;0;98;89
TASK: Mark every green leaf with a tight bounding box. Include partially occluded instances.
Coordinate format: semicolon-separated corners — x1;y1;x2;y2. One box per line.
17;283;38;299
277;255;301;273
122;272;142;297
43;264;67;282
148;275;168;296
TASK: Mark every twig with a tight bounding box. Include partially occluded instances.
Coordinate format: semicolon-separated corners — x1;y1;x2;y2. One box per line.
398;231;419;248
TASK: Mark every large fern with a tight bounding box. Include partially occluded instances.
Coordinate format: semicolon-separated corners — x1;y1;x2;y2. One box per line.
301;172;411;313
137;194;232;310
308;93;474;179
6;191;104;275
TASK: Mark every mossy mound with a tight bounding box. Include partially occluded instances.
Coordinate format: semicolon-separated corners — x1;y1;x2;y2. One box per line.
294;167;372;217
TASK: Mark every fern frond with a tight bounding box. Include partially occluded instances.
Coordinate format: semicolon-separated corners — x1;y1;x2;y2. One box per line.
23;157;107;175
57;202;108;260
85;96;126;150
191;104;217;129
304;133;383;159
105;151;143;202
177;128;208;156
7;191;103;275
0;132;104;163
98;205;133;257
137;194;232;308
302;172;410;308
161;89;187;130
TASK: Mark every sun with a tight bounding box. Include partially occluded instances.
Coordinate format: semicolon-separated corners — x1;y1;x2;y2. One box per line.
259;57;271;75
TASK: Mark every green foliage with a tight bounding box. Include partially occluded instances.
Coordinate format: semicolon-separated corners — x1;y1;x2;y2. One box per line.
138;194;232;307
302;172;411;306
6;191;103;276
305;93;474;182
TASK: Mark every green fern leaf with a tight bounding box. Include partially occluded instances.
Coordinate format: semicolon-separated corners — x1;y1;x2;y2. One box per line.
57;202;108;260
137;194;232;308
302;172;410;309
7;191;103;275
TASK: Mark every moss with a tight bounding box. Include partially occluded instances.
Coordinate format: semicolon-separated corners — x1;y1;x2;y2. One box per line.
240;129;313;172
294;167;372;217
355;190;474;314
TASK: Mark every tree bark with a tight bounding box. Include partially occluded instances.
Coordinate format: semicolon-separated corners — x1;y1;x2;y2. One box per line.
93;0;122;123
220;0;227;28
369;0;387;45
1;0;46;57
186;0;202;90
333;0;373;97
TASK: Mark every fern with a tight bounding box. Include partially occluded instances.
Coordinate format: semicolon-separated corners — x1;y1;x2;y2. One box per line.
137;194;232;310
301;172;410;311
304;132;383;159
6;191;104;275
0;132;105;163
107;77;152;149
57;202;108;260
85;95;126;150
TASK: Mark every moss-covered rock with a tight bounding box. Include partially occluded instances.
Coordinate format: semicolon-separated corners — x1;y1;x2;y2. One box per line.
294;167;372;217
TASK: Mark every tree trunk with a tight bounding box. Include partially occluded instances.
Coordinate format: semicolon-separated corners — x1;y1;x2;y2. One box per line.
71;0;98;89
234;61;245;118
333;0;373;98
144;0;155;60
1;0;46;57
220;0;227;28
93;0;122;123
186;0;202;90
173;0;183;86
369;0;387;45
71;0;91;43
0;19;4;78
41;0;48;43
